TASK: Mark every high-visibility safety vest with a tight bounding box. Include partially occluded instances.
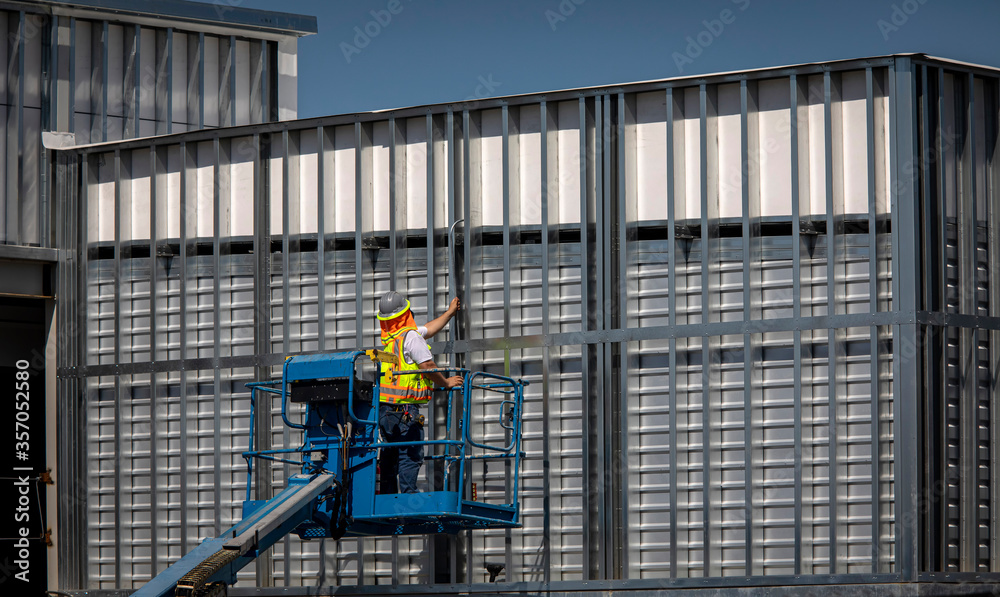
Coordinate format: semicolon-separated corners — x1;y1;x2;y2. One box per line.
378;305;434;404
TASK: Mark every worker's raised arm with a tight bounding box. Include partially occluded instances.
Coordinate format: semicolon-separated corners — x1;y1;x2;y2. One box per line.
418;359;463;389
423;297;460;339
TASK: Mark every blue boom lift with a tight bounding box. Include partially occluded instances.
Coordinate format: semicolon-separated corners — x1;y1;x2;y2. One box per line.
132;349;527;597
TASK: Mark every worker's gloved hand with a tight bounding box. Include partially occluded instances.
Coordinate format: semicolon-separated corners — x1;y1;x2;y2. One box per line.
443;375;463;389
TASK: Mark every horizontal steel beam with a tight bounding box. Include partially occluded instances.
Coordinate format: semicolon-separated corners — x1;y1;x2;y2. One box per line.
58;577;1000;597
57;310;1000;379
0;244;58;263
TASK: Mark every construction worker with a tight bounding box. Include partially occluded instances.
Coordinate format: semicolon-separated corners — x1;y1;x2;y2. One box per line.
376;291;462;494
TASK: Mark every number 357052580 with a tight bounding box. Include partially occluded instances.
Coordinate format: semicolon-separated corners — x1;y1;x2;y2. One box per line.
14;360;30;453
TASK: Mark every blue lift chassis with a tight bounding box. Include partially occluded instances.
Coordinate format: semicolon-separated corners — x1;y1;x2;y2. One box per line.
130;350;527;597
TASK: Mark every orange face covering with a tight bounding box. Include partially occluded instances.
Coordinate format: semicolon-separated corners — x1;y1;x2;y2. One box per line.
379;309;418;346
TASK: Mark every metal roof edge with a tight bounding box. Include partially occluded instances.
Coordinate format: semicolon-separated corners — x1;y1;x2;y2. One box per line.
914;54;1000;75
364;53;929;114
56;53;1000;154
29;0;317;36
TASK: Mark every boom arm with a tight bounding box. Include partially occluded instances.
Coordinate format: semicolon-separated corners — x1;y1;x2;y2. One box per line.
131;473;335;597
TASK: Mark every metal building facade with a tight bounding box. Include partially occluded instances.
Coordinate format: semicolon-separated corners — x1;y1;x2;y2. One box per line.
51;54;1000;594
0;0;313;248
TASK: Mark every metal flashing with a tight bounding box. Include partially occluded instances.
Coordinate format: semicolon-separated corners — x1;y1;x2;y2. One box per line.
29;0;316;36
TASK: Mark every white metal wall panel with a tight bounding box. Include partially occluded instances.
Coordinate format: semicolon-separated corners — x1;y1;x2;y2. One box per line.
805;75;826;218
372;122;391;232
139;27;157;123
130;153;151;242
277;38;297;121
107;24;124;124
0;13;7;105
22;106;40;244
627;232;892;577
171;31;189;128
120;259;151;363
479;109;503;227
23;14;42;110
234;40;252;126
627;338;671;578
758;79;792;217
228;136;255;237
679;87;700;221
403;116;429;230
69;57;1000;592
203;35;220;129
464;243;585;581
635;92;668;223
87;376;117;588
555;100;582;225
333;125;356;234
714;83;742;219
517;105;542;227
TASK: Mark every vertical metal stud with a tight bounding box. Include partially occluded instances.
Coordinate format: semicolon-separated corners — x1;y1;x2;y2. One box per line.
212;137;223;538
281;129;291;357
78;155;92;589
389;117;398;291
739;78;756;576
280;128;292;586
354;119;375;584
112;149;123;589
789;73;804;575
154;27;172;136
252;132;274;587
101;20;108;142
617;92;632;577
822;70;841;574
148;144;160;578
425;112;438;579
386;115;398;586
598;93;612;576
462;106;475;586
40;14;55;245
502;101;516;578
426;113;436;341
46;14;56;131
445;106;460;596
576;95;593;580
317;126;327;351
698;82;713;577
250;39;263;125
865;66;882;573
917;63;939;573
197;32;205;129
936;68;950;573
167;28;173;134
665;86;679;581
69;18;76;133
128;24;140;139
229;35;236;127
539;100;553;583
891;55;921;582
6;11;25;243
985;74;1000;574
959;71;979;570
177;141;190;557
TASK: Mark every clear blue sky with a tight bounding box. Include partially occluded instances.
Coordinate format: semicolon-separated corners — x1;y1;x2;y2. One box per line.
217;0;999;118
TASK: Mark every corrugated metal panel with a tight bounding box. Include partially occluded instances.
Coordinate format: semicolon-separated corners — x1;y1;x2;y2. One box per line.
0;5;298;248
56;55;1000;593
